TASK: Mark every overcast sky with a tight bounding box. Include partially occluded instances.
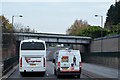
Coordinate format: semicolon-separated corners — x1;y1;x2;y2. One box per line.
1;0;114;2
1;0;115;34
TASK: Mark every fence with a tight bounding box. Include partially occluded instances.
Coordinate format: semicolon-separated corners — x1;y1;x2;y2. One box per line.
2;56;18;75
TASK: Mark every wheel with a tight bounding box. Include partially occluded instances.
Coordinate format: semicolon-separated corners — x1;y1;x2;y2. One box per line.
57;74;60;78
54;68;56;75
77;75;80;78
20;72;24;77
42;72;46;76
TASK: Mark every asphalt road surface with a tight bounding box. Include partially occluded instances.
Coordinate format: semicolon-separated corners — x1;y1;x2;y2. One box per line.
5;47;118;80
7;61;86;80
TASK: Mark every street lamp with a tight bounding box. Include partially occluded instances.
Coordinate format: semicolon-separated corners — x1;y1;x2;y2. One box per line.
12;15;23;27
95;14;103;53
95;14;103;37
95;14;103;28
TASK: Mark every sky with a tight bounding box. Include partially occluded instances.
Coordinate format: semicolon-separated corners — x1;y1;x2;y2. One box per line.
1;0;115;2
1;0;115;34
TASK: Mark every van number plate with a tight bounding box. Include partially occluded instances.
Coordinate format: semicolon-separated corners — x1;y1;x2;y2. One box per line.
30;64;36;67
63;68;68;69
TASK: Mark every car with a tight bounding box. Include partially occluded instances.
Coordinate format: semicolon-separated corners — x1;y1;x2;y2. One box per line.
52;49;82;78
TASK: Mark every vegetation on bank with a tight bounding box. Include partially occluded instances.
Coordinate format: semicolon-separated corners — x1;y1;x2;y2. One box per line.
0;15;36;33
66;1;120;38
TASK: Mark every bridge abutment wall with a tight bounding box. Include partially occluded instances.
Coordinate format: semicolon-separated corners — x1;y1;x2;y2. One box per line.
84;35;120;69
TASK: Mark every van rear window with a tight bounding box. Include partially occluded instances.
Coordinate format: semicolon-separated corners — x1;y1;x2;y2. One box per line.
21;42;45;50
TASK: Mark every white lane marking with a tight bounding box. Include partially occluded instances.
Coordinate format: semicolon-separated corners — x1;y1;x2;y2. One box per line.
46;73;49;76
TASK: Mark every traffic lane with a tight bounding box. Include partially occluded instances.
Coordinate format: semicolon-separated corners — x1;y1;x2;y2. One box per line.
46;47;59;60
46;61;85;78
8;61;56;78
8;61;85;79
82;63;118;78
46;47;65;60
45;61;55;77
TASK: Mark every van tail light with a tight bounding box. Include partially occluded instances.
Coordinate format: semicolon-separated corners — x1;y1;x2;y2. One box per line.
43;58;45;67
20;57;22;67
79;62;82;67
25;58;30;63
58;62;60;68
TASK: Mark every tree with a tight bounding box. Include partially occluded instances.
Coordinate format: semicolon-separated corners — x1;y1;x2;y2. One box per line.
13;23;24;32
0;15;13;32
78;26;109;38
66;19;109;38
108;23;120;35
66;19;89;35
0;15;16;57
14;23;37;33
105;1;120;29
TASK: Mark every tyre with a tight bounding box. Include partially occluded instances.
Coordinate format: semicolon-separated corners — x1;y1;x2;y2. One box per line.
42;72;46;76
57;74;60;78
20;72;24;77
54;68;56;75
77;75;80;78
57;68;60;78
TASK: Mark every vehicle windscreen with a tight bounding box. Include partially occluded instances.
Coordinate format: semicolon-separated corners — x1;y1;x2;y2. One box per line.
21;42;45;50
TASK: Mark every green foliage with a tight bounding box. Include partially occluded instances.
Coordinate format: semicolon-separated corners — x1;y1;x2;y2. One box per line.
67;1;120;38
107;24;120;36
0;16;37;33
105;1;120;29
104;1;120;35
67;19;110;38
78;26;109;38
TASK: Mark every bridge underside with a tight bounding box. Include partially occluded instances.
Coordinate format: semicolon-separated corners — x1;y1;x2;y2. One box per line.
17;36;91;45
3;33;92;45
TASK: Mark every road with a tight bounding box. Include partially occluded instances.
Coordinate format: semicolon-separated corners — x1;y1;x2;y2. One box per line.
7;47;87;80
5;47;118;80
7;61;87;80
6;61;119;80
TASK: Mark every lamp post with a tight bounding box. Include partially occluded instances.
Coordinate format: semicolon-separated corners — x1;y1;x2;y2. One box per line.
95;15;103;28
95;14;103;37
95;14;104;53
12;15;23;27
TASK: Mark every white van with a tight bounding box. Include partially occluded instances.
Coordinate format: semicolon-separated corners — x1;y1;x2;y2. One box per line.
53;49;82;78
19;39;46;76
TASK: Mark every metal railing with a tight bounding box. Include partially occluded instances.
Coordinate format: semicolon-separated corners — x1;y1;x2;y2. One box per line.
2;55;18;75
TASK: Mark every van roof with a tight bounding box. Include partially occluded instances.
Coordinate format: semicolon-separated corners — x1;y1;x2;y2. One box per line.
21;39;45;43
58;49;80;54
57;50;80;56
59;49;79;52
